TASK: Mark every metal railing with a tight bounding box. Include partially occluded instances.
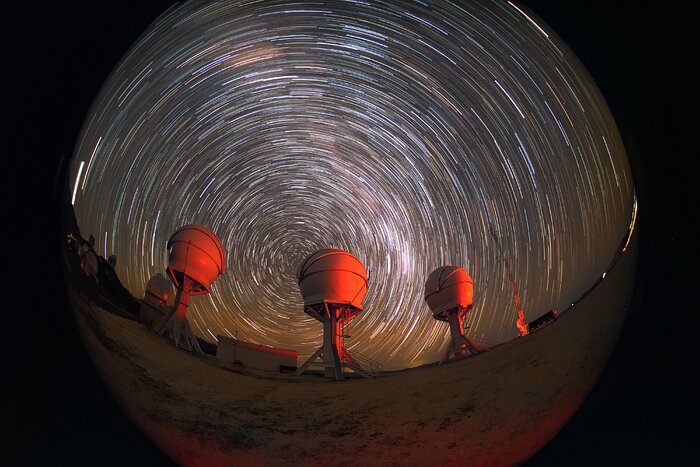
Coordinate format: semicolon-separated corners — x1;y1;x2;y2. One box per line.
344;348;383;377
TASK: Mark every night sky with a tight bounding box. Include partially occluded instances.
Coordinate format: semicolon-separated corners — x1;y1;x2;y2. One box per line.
70;0;633;370
10;0;696;465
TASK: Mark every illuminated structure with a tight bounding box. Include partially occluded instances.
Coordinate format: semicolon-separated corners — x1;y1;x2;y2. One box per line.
294;248;379;380
425;266;481;363
488;224;528;336
155;224;226;354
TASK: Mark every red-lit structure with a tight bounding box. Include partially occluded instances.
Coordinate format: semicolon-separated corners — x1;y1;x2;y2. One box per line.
488;223;528;336
155;224;226;354
294;248;379;380
425;265;481;363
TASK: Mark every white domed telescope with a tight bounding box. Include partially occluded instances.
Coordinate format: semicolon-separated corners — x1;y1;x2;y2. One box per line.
425;265;481;363
145;273;174;308
155;224;226;354
294;248;377;380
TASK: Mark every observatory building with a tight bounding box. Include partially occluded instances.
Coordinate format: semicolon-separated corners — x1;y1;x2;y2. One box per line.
154;224;226;354
294;248;381;380
425;265;481;363
216;335;298;374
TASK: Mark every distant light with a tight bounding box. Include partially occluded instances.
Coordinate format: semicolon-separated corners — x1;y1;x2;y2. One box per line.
71;161;85;205
601;272;607;279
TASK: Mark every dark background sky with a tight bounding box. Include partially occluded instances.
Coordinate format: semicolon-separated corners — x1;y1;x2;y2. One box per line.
9;1;696;465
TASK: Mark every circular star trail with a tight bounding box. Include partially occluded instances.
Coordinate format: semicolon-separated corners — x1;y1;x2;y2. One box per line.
70;0;634;370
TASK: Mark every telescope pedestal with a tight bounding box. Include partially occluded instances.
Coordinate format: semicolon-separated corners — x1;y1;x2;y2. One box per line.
294;302;363;380
154;276;204;355
439;307;481;364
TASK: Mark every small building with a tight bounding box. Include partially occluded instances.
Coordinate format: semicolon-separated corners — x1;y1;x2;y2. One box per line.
216;335;298;374
527;310;559;334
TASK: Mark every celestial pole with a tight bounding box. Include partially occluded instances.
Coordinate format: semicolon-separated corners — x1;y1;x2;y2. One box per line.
70;0;634;370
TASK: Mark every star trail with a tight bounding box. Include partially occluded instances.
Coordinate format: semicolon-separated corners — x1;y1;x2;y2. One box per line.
70;0;634;370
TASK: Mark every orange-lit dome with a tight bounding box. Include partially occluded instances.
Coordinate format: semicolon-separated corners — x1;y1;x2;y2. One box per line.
297;248;367;309
424;265;473;318
166;224;226;293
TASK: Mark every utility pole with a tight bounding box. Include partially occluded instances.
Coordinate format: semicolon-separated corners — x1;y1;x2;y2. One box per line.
488;223;528;336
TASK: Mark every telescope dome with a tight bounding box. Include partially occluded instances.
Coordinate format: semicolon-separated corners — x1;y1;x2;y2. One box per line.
166;224;226;293
424;265;474;318
145;273;174;307
297;248;367;309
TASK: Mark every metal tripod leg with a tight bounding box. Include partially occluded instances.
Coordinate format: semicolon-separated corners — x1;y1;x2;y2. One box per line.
294;345;324;376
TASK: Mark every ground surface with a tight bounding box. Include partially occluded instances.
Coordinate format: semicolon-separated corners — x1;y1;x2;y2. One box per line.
68;237;637;466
